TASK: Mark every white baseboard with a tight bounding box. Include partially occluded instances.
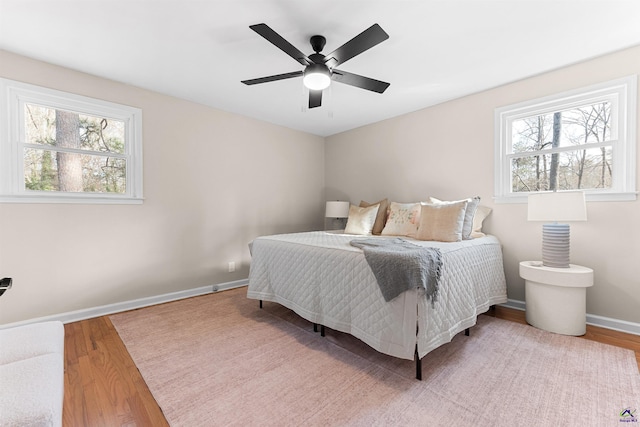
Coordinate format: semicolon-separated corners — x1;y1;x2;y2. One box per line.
585;313;640;336
500;298;640;336
500;299;526;312
0;279;248;330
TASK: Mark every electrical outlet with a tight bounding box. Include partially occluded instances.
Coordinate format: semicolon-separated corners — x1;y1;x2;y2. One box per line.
228;261;236;273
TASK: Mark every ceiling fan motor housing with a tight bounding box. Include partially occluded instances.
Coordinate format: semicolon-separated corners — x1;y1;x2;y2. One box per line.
309;52;326;65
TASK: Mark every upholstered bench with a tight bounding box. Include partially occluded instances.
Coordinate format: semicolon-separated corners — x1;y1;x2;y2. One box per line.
0;321;64;427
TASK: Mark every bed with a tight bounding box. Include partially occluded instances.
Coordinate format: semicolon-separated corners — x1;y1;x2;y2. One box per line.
246;230;507;378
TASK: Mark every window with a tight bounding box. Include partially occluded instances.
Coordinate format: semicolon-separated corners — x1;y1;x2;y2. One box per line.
0;78;143;204
494;75;636;203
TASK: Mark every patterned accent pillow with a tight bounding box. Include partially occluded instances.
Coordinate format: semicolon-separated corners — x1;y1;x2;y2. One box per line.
344;204;380;235
381;202;421;238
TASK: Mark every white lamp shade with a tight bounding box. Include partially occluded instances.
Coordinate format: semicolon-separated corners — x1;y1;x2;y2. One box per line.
527;191;587;222
325;201;350;218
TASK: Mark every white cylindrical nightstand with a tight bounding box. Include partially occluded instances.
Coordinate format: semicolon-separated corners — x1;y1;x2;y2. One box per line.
519;261;594;336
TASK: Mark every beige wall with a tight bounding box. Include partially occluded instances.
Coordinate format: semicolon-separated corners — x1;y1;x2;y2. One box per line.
325;45;640;324
2;46;638;327
0;50;325;324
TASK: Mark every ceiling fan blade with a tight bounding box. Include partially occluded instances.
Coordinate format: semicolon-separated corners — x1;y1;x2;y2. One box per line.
309;90;322;108
324;24;389;67
241;71;303;85
332;69;390;93
249;23;310;66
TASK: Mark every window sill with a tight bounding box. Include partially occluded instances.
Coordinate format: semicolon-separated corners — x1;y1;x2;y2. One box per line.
0;194;144;204
494;191;638;204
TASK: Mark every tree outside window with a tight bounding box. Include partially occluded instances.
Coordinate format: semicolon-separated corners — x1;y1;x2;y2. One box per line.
510;102;612;193
24;104;127;194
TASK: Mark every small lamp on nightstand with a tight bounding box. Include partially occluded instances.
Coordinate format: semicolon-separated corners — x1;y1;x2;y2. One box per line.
325;201;350;231
527;191;587;268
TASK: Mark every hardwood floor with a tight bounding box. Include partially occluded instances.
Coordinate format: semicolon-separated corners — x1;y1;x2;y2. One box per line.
63;316;169;427
61;294;640;426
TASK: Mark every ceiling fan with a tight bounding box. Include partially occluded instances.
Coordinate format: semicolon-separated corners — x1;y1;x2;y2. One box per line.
241;23;390;109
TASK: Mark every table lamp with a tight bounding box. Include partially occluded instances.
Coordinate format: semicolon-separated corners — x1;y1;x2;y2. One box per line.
325;201;350;230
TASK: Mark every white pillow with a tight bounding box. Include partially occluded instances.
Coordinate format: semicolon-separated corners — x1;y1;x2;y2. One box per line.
381;202;421;238
344;204;380;235
359;198;389;235
471;205;492;238
427;196;480;240
416;201;468;242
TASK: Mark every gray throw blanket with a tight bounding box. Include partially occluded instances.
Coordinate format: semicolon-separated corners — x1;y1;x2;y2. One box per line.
350;238;442;304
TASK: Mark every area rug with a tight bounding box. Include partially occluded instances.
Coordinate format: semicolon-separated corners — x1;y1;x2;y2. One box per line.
110;287;640;426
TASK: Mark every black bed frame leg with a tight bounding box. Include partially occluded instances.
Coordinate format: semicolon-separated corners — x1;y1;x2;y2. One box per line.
320;325;325;337
465;328;470;336
313;323;318;333
415;350;422;381
259;300;263;309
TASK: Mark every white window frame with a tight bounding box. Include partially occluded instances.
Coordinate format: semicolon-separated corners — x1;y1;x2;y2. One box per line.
0;78;143;204
494;75;637;203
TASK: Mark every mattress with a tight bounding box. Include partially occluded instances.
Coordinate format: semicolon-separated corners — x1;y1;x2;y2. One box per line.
247;231;507;360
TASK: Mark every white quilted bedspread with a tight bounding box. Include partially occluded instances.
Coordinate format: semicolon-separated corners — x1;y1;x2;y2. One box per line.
247;231;507;360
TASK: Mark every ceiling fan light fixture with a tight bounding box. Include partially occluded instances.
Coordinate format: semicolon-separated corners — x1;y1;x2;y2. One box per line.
303;64;331;90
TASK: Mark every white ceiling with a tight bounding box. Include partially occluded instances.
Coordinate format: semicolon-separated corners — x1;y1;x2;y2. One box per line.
1;1;640;137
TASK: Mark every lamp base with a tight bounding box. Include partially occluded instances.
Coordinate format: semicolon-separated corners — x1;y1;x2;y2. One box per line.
542;223;570;268
325;217;346;231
